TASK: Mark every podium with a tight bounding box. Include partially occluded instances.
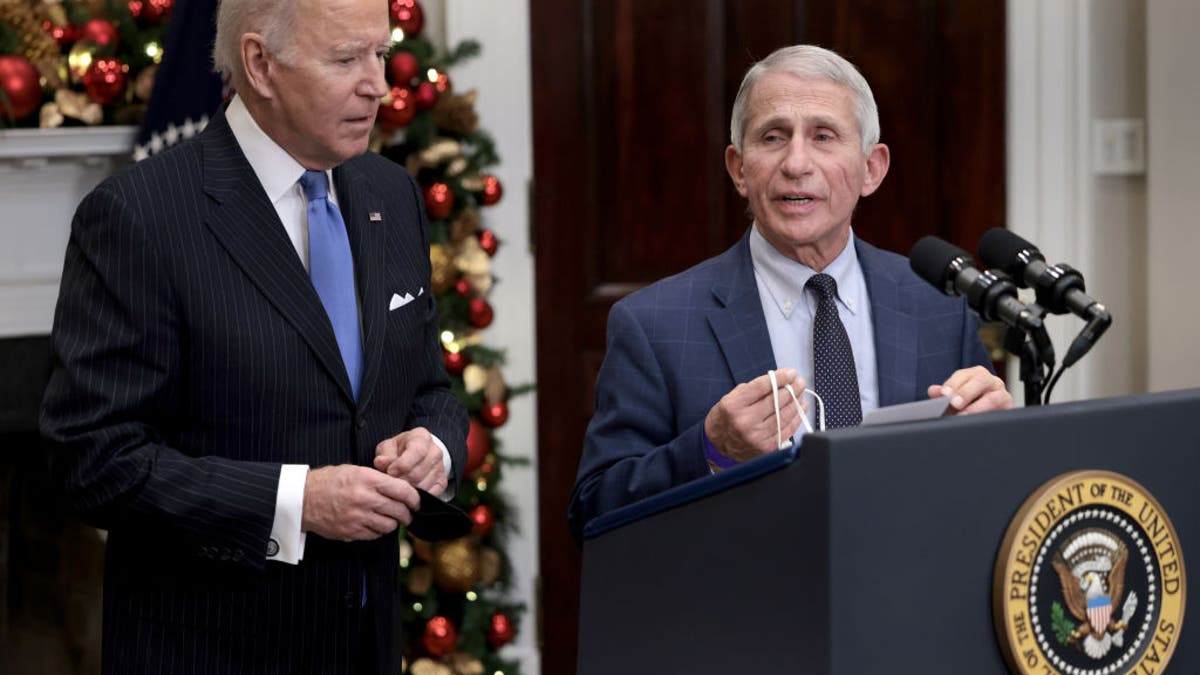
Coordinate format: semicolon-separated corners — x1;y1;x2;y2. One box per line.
578;389;1199;674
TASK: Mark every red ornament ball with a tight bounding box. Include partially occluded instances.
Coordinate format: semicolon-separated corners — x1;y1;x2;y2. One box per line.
478;229;499;257
82;57;128;105
377;86;415;129
480;400;508;428
467;298;493;329
424;182;454;219
480;175;503;206
79;18;119;49
388;51;419;85
443;349;467;374
390;0;424;36
129;0;172;22
422;616;458;657
42;20;77;46
433;71;451;94
413;80;438;111
454;278;471;297
0;56;43;121
466;418;491;473
469;504;495;536
487;613;515;648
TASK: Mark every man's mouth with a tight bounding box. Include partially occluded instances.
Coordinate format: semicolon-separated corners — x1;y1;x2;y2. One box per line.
781;196;814;203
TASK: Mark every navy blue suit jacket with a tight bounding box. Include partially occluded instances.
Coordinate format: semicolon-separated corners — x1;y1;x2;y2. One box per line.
568;232;991;540
40;108;467;674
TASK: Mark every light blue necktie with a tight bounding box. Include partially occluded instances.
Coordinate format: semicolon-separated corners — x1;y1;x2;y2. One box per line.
299;170;363;401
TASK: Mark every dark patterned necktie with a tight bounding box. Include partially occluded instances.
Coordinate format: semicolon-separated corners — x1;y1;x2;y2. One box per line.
806;273;862;428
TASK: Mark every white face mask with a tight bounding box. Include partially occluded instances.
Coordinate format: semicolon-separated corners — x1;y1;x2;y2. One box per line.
767;369;826;450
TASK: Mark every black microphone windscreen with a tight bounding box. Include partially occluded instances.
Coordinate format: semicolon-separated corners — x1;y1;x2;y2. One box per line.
978;228;1038;275
910;236;969;290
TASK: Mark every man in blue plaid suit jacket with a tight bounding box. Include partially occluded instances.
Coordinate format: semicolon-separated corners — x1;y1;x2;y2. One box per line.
569;45;1012;540
40;0;466;672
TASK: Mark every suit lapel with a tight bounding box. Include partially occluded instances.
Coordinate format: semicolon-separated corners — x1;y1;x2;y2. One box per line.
334;161;388;412
707;234;777;385
857;238;918;406
198;111;356;405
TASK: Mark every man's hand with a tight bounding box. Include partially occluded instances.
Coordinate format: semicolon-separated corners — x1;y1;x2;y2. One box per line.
704;369;805;463
927;366;1013;415
373;427;447;496
301;465;420;541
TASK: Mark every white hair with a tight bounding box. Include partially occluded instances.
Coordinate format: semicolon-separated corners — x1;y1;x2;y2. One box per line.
212;0;298;82
729;45;880;154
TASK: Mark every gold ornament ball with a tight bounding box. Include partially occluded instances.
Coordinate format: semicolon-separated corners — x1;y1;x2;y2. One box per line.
431;538;480;593
428;243;455;294
405;564;433;596
478;547;502;585
409;658;454;675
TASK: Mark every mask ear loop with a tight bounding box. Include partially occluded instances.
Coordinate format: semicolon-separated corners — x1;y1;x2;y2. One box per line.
805;388;826;432
784;383;812;434
767;370;787;450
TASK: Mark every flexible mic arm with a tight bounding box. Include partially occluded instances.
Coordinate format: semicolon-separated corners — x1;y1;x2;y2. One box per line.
980;229;1112;369
911;236;1056;404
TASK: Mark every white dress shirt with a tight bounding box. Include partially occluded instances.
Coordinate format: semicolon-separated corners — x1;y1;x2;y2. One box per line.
749;224;879;445
225;96;450;564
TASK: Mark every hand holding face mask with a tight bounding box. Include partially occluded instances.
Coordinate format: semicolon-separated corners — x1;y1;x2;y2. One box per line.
703;368;821;463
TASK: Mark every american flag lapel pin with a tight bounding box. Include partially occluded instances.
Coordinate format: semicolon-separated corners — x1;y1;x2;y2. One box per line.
368;211;382;222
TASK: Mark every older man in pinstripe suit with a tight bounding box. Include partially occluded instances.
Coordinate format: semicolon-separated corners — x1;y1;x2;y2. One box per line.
569;45;1012;541
39;0;466;672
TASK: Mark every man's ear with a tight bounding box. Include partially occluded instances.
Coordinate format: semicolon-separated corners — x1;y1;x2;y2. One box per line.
859;143;890;197
240;33;275;99
725;144;748;197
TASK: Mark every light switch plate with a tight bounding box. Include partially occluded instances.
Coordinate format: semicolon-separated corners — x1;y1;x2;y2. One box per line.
1092;118;1146;176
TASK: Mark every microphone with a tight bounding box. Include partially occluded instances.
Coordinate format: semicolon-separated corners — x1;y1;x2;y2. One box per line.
977;228;1111;367
910;235;1054;366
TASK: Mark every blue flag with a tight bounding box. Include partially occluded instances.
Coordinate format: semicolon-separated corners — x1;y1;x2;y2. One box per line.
134;0;223;161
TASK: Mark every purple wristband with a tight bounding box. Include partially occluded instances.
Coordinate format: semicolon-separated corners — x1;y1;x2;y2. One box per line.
702;430;738;470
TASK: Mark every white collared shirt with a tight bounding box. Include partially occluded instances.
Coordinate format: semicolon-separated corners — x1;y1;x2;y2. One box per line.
225;95;338;272
225;96;450;565
749;224;879;442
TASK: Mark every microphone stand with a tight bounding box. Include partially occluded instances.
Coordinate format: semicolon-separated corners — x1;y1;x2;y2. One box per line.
1001;302;1054;406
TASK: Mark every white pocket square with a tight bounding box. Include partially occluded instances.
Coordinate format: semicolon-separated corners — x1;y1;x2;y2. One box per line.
389;292;415;310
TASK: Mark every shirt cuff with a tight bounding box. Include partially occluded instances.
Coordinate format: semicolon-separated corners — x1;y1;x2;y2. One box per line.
429;433;455;500
267;464;308;565
702;429;738;473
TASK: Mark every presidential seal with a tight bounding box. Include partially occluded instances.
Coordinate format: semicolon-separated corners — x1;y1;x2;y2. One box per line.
994;471;1186;675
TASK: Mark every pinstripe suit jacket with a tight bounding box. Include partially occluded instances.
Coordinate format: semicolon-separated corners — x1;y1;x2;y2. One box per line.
568;232;991;540
40;108;468;674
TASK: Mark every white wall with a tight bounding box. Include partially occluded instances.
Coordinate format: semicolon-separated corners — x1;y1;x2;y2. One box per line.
1008;0;1199;402
1146;1;1200;391
435;3;541;673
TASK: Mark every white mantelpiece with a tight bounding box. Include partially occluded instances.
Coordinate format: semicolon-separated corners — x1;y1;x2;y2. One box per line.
0;126;136;338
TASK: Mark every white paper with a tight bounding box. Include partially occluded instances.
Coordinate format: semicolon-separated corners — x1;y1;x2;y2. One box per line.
861;396;952;426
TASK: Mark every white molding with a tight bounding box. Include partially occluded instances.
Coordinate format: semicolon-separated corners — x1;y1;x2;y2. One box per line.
1006;0;1096;404
0;126;138;160
0;127;133;338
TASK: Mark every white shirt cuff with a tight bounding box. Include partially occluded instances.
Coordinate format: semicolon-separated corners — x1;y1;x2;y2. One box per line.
267;464;308;564
429;433;454;500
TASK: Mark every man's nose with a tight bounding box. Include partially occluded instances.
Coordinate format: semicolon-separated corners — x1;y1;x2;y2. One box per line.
361;58;388;99
781;138;814;177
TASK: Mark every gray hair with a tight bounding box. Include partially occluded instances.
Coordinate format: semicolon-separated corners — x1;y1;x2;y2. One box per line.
212;0;298;82
729;45;880;154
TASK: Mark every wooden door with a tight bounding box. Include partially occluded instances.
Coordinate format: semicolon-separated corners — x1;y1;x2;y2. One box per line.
531;2;1004;672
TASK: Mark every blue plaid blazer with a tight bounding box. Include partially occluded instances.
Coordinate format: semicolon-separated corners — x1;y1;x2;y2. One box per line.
569;232;991;539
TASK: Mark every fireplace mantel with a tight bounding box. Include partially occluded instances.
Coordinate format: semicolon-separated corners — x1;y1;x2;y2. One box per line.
0;126;137;339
